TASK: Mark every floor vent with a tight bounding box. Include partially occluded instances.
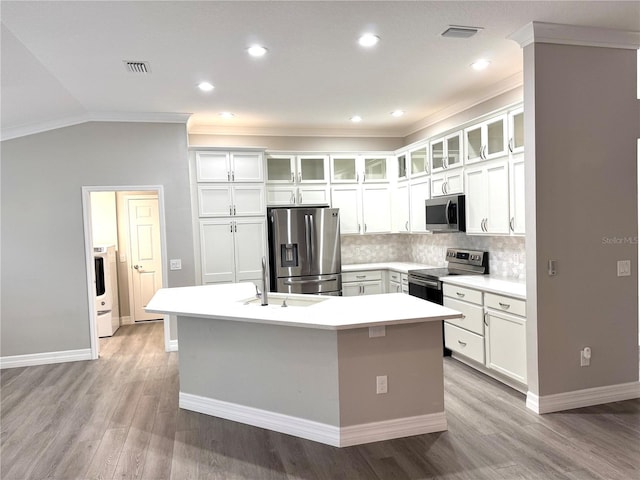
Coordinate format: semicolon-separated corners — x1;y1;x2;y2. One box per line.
441;26;482;39
123;61;151;74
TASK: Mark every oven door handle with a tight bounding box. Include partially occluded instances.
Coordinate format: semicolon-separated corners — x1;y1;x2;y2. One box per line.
408;277;442;290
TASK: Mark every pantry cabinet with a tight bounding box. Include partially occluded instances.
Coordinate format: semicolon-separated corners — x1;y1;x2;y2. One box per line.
196;151;264;183
199;217;267;284
464;114;508;164
464;160;509;234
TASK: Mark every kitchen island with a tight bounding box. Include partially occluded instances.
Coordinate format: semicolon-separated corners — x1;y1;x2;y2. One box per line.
146;283;463;447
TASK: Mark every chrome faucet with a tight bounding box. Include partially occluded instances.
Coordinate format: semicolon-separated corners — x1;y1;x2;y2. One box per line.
261;256;269;306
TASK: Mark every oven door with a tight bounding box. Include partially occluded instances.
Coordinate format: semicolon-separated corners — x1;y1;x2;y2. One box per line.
408;275;443;305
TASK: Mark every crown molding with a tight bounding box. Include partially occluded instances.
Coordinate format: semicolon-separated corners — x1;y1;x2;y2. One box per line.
1;112;191;141
186;123;404;138
509;21;640;49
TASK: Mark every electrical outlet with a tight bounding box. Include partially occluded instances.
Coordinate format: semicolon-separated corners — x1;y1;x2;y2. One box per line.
617;260;631;277
376;375;388;394
580;347;591;367
169;259;182;270
369;326;386;338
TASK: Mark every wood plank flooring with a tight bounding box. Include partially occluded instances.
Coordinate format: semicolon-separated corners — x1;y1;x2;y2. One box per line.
1;322;638;479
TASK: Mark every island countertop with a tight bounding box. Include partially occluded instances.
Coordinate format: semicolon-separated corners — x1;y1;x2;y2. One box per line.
146;282;462;330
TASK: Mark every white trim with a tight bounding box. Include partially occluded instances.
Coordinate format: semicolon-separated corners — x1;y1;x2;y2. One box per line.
0;349;92;369
509;21;640;50
526;381;640;414
121;315;133;325
1;112;190;142
179;392;447;447
82;185;172;359
339;412;447;447
168;338;178;352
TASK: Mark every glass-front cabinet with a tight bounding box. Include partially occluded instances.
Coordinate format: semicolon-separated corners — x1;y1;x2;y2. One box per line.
508;108;524;154
430;131;463;173
266;154;328;183
409;145;428;177
464;114;508;164
329;155;389;183
396;153;408;181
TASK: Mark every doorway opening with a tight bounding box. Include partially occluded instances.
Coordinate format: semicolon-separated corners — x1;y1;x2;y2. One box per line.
82;186;169;359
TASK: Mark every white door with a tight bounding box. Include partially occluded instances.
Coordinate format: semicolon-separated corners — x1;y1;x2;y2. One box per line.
445;169;464;195
128;197;163;321
392;183;410;233
266;186;297;206
195;151;231;182
431;174;447;197
510;158;526;234
410;178;430;232
234;218;267;282
464;166;486;234
485;161;510;234
230;152;264;182
362;185;391;233
298;186;330;205
232;185;265;216
485;310;527;384
331;186;361;234
198;185;233;216
200;219;235;283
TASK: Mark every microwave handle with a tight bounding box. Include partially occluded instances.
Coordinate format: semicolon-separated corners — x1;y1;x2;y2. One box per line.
445;199;452;224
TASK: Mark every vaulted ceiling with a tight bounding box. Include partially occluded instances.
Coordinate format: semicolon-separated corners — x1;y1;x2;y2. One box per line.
2;1;638;140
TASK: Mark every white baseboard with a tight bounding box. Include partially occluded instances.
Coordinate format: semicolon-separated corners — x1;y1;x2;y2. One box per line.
167;339;178;352
526;381;640;414
0;348;92;369
179;392;447;447
121;315;133;325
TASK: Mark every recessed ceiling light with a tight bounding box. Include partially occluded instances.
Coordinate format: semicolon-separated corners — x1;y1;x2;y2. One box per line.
350;115;363;123
247;45;268;57
471;59;491;71
198;82;214;92
358;33;380;47
219;112;235;119
391;110;405;117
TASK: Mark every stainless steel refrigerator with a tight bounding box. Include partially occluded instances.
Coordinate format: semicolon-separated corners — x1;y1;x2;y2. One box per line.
267;206;342;295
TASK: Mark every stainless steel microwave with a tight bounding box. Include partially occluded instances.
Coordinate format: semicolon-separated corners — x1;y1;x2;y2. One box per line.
425;195;466;232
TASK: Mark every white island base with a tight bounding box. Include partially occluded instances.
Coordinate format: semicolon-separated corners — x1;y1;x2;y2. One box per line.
147;283;463;447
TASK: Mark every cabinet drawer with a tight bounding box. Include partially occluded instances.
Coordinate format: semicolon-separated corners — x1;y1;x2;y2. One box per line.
445;323;485;364
443;297;484;335
343;270;382;282
443;284;482;305
485;293;526;317
401;273;408;285
388;271;401;282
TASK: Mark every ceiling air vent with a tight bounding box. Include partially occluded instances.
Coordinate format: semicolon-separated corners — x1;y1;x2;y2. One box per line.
123;61;151;74
441;26;483;39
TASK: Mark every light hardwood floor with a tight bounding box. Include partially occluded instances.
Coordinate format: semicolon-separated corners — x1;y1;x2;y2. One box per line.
1;322;638;479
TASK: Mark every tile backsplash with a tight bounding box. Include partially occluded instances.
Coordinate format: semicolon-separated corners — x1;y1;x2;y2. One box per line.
341;233;525;280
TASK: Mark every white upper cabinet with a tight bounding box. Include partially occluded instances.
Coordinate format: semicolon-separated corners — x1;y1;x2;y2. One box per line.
196;151;264;182
509;155;525;235
430;131;463;173
392;183;411;233
409;177;430;233
464;159;510;235
331;186;362;234
330;154;389;184
331;184;392;235
508;108;525;155
431;169;464;197
464;114;508;164
396;153;408;181
198;185;265;217
266;154;328;184
409;145;429;178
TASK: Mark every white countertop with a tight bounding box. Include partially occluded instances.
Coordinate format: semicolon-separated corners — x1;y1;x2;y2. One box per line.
441;275;526;300
146;282;463;330
342;262;436;273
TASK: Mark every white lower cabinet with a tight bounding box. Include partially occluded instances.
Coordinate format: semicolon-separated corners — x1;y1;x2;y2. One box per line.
342;270;383;296
199;217;266;284
388;271;409;294
444;282;527;389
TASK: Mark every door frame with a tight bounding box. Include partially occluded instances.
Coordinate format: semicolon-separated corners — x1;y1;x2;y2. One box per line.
82;185;170;359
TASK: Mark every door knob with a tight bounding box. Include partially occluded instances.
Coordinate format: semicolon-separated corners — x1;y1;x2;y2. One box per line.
133;264;141;270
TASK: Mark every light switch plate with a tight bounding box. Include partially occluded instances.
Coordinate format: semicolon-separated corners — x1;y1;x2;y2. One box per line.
617;260;631;277
169;259;182;271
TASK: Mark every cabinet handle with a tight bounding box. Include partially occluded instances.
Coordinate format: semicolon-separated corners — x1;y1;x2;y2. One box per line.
231;171;235;181
444;182;449;195
499;302;511;310
229;205;233;215
461;314;466;319
364;224;367;233
405;221;409;231
458;340;467;347
298;172;302;183
298;192;302;204
443;156;448;169
360;285;364;295
508;138;514;153
227;171;231;181
233;205;236;215
481;145;486;160
358;223;361;233
291;172;295;182
363;173;366;182
290;193;295;204
484;312;489;327
510;217;515;232
230;223;233;233
234;222;237;233
456;292;465;297
356;275;366;279
441;184;446;195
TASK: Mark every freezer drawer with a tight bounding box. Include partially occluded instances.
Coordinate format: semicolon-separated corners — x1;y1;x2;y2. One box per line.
276;274;342;295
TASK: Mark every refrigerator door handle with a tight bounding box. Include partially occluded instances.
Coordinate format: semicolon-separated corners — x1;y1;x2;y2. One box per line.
304;214;313;265
283;276;338;285
308;214;315;264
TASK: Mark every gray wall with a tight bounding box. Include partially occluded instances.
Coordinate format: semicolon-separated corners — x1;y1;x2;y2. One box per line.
1;122;194;356
525;43;639;396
